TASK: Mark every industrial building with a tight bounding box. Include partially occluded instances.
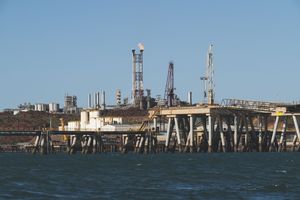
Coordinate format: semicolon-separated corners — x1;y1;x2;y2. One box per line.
61;108;145;132
64;95;78;114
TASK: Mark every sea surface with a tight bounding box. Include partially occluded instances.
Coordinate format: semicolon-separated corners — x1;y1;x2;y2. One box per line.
0;152;300;200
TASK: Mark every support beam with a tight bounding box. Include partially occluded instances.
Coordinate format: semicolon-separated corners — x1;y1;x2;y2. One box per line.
135;135;141;153
244;116;249;152
144;135;149;154
122;135;129;153
249;116;258;152
269;116;279;152
237;117;244;152
292;135;298;152
292;115;300;151
92;136;97;154
174;117;182;152
40;135;46;155
258;116;263;152
32;135;40;154
189;115;194;152
263;116;269;151
184;115;194;153
219;118;226;152
225;117;233;152
234;115;238;152
208;115;213;152
278;117;287;152
138;135;144;153
165;118;173;151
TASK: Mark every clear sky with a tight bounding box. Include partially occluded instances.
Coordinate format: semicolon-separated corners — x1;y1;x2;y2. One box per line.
0;0;300;110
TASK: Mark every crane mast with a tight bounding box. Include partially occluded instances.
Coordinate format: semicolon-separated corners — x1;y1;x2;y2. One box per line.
164;62;175;107
201;44;215;105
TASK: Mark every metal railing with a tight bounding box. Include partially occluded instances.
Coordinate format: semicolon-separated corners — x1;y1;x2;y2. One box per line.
221;98;280;112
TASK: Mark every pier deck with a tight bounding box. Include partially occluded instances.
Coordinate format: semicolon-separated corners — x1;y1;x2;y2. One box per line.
149;103;300;153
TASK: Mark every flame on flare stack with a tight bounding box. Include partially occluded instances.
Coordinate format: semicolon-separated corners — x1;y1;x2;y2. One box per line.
138;43;144;51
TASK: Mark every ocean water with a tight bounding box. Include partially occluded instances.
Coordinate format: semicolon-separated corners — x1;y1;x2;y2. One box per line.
0;153;300;200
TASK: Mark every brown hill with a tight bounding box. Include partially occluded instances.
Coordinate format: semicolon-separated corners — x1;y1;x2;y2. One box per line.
0;111;79;144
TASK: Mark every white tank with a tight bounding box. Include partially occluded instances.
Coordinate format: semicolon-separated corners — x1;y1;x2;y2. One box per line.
81;111;89;124
35;103;43;111
67;121;80;131
49;103;59;113
35;103;48;112
89;110;100;118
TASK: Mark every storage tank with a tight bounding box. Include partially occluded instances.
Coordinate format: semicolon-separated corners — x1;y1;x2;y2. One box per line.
35;103;45;111
49;103;59;113
67;121;80;131
81;111;89;124
89;110;100;118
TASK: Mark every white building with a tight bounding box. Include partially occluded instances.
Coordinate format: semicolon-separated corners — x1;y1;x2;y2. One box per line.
62;109;123;131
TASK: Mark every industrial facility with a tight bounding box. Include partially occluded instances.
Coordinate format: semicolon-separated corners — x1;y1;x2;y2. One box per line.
1;43;300;155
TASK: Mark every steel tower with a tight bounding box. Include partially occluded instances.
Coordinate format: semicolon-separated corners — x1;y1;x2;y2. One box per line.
164;62;175;107
201;44;215;105
132;43;144;102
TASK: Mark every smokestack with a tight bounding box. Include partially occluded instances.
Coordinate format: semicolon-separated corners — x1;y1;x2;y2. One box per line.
97;92;100;108
101;90;106;110
188;92;192;105
88;94;92;108
94;92;97;108
146;89;151;109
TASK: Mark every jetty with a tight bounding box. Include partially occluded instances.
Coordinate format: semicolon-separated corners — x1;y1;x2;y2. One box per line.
1;100;300;154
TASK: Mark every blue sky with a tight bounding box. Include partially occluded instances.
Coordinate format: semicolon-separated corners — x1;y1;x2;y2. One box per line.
0;0;300;109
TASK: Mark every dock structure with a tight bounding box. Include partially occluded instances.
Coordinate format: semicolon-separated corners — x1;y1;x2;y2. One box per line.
2;100;300;154
269;105;300;152
149;100;300;153
0;129;153;155
49;130;152;155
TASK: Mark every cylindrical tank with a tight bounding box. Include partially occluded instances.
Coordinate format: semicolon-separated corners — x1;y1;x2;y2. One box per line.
37;104;42;111
49;103;59;113
81;111;89;124
89;110;100;118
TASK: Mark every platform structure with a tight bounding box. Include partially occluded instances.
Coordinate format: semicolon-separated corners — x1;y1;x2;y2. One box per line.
149;104;274;153
2;101;300;154
0;129;153;154
269;105;300;152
